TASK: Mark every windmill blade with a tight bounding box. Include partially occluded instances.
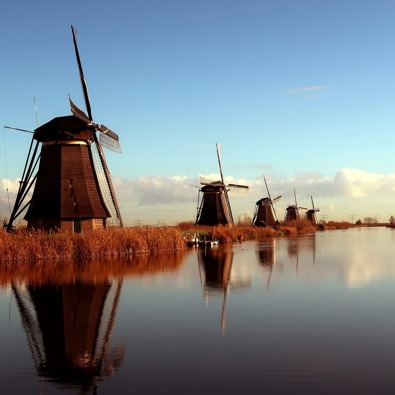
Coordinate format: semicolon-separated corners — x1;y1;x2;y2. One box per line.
228;183;249;189
99;131;122;153
71;25;93;121
263;175;272;201
98;124;119;141
293;188;298;210
315;208;320;212
264;175;279;222
4;125;34;134
69;96;91;123
71;26;123;227
200;176;221;185
311;196;315;212
215;143;234;225
272;195;281;203
299;206;308;210
99;125;122;153
216;143;225;185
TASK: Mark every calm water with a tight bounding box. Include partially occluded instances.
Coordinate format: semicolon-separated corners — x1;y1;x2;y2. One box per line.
1;227;395;394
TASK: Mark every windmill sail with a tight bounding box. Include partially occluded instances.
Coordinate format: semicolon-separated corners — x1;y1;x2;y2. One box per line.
71;25;123;227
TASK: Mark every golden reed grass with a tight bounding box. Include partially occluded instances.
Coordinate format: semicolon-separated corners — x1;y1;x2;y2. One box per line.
0;220;358;264
0;226;186;263
178;219;322;243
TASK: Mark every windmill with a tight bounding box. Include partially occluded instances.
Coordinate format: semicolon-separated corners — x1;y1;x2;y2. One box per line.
305;196;320;225
6;26;123;233
252;175;281;227
284;189;306;222
195;143;248;226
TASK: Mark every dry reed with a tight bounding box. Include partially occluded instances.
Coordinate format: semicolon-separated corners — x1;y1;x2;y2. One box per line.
0;226;185;264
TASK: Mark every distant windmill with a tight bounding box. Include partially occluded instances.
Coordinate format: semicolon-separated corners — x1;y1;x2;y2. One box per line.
284;189;306;222
305;196;320;225
252;175;281;227
6;26;123;233
195;143;248;226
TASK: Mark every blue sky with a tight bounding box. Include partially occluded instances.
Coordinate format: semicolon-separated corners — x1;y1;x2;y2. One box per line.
2;0;395;225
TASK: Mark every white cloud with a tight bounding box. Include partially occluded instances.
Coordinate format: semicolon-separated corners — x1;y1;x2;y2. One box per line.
286;85;327;94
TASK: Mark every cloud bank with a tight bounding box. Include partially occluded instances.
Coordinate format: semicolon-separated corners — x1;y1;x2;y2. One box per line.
2;167;395;224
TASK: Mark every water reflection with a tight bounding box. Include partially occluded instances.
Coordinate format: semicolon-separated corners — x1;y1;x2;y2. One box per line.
256;239;277;289
2;230;395;394
12;280;123;393
197;246;250;333
3;252;185;394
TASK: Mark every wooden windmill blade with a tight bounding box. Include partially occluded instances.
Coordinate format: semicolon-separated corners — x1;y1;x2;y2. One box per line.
216;143;234;225
263;174;279;222
216;143;225;185
228;183;249;189
71;25;123;227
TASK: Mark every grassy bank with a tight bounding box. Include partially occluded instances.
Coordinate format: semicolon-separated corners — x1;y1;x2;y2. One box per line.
0;220;360;263
177;219;358;243
0;226;185;263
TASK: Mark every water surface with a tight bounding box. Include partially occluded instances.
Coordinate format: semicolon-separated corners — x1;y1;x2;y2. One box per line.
1;227;395;394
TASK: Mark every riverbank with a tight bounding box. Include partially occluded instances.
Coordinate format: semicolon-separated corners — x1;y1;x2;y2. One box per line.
0;220;360;263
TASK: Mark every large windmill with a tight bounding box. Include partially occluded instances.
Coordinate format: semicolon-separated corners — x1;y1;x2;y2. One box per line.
252;175;281;227
195;143;248;226
305;196;320;225
6;26;123;233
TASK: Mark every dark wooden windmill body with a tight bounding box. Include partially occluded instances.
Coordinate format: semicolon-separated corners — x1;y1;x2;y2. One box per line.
195;144;248;226
305;196;320;225
284;189;306;222
252;175;281;227
24;116;110;232
252;197;277;226
196;182;233;226
284;205;298;222
6;26;122;233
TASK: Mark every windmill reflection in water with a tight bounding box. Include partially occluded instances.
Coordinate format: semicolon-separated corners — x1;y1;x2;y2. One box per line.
12;277;123;394
197;247;251;334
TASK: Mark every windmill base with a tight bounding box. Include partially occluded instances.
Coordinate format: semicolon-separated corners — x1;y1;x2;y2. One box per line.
27;218;107;234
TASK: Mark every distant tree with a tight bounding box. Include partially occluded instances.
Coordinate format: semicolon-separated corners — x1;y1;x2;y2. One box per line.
363;217;374;224
389;216;395;224
356;219;362;225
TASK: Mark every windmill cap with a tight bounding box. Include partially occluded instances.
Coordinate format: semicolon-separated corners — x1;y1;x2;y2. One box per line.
34;115;91;142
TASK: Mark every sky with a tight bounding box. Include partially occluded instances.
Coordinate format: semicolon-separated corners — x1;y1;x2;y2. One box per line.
2;0;395;225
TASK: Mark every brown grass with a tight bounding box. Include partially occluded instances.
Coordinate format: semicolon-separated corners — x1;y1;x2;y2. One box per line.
0;220;360;264
0;226;185;264
178;219;361;243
